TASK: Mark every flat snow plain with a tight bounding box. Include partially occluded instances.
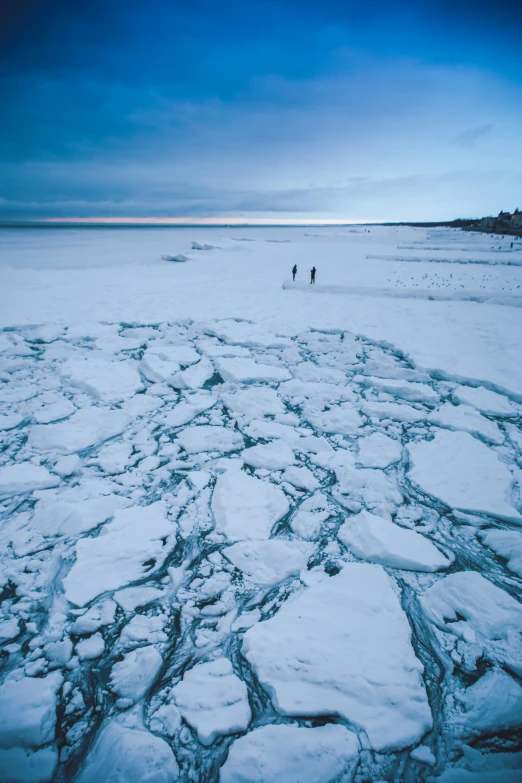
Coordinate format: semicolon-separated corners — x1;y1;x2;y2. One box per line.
0;225;521;782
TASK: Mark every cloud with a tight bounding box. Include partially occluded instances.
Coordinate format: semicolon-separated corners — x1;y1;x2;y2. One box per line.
453;124;494;148
1;1;521;220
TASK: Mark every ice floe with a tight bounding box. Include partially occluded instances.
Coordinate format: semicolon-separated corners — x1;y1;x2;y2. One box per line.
243;562;432;750
223;539;312;585
338;509;450;571
408;430;522;523
172;658;251;745
0;463;59;497
211;469;289;541
220;723;360;783
63;502;175;606
76;720;180;782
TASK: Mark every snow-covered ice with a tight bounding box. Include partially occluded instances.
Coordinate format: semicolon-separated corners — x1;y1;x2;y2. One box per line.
0;463;59;497
427;402;504;444
241;439;294;470
220;723;359;783
63;502;175;605
28;407;130;454
338;509;450;571
211;469;289;541
356;431;402;468
172;658;251;745
223;539;312;585
76;720;180;782
479;529;522;578
1;224;522;780
408;430;522;523
0;672;62;748
109;645;163;703
177;425;244;454
243;562;432;750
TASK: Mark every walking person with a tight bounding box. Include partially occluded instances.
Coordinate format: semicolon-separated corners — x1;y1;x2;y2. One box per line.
310;266;316;284
292;264;297;281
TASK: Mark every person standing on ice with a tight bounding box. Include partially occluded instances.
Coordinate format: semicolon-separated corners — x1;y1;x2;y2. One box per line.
292;264;297;281
310;266;316;284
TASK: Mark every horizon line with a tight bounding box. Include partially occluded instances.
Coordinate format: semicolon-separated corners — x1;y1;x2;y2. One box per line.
39;217;378;226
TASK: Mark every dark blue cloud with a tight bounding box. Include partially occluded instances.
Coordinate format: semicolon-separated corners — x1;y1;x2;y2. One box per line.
0;0;521;219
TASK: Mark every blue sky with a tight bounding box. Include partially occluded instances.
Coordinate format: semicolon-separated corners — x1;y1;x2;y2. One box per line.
1;0;521;221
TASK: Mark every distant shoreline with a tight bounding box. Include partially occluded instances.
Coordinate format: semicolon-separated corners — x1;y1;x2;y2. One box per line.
0;217;520;237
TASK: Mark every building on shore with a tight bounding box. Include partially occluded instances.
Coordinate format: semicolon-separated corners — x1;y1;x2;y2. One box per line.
464;209;522;237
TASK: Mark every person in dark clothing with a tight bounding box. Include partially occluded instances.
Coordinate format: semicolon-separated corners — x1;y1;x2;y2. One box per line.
292;264;297;281
310;266;316;284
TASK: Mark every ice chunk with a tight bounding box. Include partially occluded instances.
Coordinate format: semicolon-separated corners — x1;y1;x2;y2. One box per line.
223;539;312;586
60;357;143;401
76;720;179;782
32;494;128;537
172;658;251;745
63;502;175;606
139;345;200;383
177;425;244;454
25;324;65;343
420;571;522;655
205;320;290;349
215;357;291;384
428;403;504;445
410;745;436;766
338;510;450;571
305;403;363;435
0;413;24;430
282;465;320;492
170;357;215;389
90;441;133;474
0;672;63;748
0;618;20;641
109;645;162;702
222;387;285;418
454;385;517;417
0;463;59;497
70;600;116;634
357;432;402;468
76;633;105;660
360;400;425;423
243;562;432;751
120;614;167;646
29;407;130;454
162;392;215;427
0;747;58;782
479;529;522;578
334;464;403;516
33;398;77;424
241;440;295;470
454;670;522;737
408;431;522;524
292;362;347;385
220;723;359;783
212;470;289;542
290;493;331;540
354;375;439;404
114;586;164;612
52;454;81;477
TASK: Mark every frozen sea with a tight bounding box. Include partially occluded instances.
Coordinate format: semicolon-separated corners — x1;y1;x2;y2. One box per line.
0;225;522;782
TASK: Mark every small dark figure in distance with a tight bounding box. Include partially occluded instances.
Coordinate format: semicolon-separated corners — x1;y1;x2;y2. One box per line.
310;266;316;284
292;264;297;281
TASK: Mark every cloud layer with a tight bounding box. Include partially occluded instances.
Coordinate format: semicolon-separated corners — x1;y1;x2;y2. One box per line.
1;0;521;220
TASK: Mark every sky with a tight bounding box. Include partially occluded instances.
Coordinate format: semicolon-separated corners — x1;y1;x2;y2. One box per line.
1;0;521;222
